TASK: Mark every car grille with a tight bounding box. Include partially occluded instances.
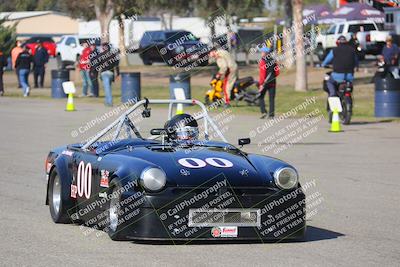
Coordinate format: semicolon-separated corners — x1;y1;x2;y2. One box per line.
188;209;261;227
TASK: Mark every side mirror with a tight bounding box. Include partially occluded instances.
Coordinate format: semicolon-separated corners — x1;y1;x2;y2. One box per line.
70;43;77;48
238;138;251;146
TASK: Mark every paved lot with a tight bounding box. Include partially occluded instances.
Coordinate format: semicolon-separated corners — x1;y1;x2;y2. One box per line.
0;97;399;267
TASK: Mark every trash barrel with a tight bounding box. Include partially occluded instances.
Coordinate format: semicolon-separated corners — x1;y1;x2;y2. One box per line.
51;70;69;98
375;74;400;117
121;72;141;103
169;72;191;100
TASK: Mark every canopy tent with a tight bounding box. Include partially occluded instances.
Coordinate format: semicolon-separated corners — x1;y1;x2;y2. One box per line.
276;4;332;25
318;3;384;24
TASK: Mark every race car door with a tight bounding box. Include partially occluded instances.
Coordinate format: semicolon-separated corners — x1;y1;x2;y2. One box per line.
72;151;102;221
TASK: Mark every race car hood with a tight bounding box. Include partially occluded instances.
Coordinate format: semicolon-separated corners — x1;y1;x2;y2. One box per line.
119;144;273;187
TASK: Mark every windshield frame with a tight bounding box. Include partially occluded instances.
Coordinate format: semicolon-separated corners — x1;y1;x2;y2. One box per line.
81;99;227;150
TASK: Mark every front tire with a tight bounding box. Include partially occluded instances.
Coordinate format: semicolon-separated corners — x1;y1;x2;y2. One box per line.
48;170;72;223
107;185;127;241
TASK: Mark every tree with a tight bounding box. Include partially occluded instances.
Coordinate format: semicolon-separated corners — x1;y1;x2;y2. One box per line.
292;0;308;91
0;18;17;56
282;0;294;69
64;0;114;43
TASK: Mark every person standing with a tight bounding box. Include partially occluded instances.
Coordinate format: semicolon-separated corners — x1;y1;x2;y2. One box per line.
11;40;23;88
33;41;49;88
208;48;238;107
89;43;99;97
258;46;279;119
78;42;94;97
96;43;120;106
0;48;8;96
381;35;399;66
15;45;33;97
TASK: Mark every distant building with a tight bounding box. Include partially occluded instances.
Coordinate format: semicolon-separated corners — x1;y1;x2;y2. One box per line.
383;7;400;34
0;11;79;40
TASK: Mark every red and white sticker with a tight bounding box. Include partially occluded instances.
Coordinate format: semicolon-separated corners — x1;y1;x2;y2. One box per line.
100;170;109;188
211;226;238;238
70;184;77;198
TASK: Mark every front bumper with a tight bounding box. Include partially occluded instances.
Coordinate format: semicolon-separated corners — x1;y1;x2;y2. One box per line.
116;186;306;242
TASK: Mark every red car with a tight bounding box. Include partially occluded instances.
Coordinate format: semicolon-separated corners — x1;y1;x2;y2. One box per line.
24;37;57;57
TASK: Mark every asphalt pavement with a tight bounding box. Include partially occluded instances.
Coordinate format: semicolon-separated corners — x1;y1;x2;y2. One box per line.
0;97;399;267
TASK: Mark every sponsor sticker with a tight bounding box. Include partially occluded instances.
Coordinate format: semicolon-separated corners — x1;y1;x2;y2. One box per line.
61;150;74;157
70;184;77;198
99;192;107;198
100;170;109;188
211;226;238;238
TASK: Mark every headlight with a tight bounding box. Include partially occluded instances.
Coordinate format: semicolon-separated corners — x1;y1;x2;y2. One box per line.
273;167;298;190
140;167;166;192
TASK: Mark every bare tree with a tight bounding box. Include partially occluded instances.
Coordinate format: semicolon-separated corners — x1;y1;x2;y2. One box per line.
292;0;308;92
94;0;115;43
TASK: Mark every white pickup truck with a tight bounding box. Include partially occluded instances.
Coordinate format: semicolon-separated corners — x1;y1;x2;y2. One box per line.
316;20;391;61
56;35;100;68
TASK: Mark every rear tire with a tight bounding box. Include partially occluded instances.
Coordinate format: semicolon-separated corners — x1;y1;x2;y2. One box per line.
48;170;72;223
340;97;352;125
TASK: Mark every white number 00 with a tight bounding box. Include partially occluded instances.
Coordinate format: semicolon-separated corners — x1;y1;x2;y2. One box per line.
178;157;233;169
77;161;92;199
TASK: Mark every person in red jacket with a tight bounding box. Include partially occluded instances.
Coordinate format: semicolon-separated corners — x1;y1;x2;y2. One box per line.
258;46;279;119
78;42;94;97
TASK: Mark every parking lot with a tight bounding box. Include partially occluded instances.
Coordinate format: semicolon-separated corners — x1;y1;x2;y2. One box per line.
0;97;399;266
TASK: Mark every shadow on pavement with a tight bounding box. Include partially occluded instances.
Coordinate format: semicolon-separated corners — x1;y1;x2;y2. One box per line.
350;119;393;125
304;225;344;242
130;226;344;245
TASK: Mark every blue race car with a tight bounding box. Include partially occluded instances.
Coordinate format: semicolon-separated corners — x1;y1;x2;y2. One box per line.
45;99;306;242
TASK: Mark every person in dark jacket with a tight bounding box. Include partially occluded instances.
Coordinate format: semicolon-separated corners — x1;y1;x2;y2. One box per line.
15;45;33;97
258;46;279;119
95;43;120;106
322;35;358;97
33;41;49;88
89;43;99;97
0;48;8;96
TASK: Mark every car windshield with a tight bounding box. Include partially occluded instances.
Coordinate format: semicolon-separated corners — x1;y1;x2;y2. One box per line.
166;32;198;42
81;99;228;152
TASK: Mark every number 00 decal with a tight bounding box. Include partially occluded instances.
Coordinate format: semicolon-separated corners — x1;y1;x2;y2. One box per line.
178;157;233;168
77;161;92;199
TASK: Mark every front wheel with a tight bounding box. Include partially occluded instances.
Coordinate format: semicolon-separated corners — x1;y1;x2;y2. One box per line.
107;185;128;241
48;170;72;223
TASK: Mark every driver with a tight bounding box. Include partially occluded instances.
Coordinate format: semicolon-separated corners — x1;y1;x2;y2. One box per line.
322;35;358;97
164;114;199;141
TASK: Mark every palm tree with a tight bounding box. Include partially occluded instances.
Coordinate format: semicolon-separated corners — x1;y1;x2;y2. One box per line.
292;0;308;91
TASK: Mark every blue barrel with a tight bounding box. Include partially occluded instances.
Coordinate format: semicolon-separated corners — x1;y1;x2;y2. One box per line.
51;70;69;98
375;75;400;117
121;72;140;103
169;72;191;100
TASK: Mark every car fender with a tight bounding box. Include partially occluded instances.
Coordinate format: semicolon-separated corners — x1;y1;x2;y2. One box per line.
247;154;296;186
99;154;161;192
46;153;75;210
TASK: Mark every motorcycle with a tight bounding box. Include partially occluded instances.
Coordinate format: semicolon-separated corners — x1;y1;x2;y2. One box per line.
323;71;353;125
205;75;259;106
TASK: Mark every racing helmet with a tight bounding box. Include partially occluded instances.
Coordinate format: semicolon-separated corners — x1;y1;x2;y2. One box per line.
336;35;348;46
164;114;199;141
